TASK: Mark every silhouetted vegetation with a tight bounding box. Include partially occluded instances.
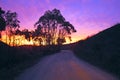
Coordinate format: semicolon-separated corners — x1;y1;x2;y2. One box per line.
5;10;20;46
0;8;76;46
0;7;20;46
0;7;6;38
73;24;120;78
0;41;60;80
34;8;76;45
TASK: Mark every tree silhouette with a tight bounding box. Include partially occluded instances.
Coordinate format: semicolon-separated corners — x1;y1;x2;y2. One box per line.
15;29;22;35
31;28;43;45
4;10;20;46
14;29;22;46
0;7;6;38
35;8;76;45
21;29;31;41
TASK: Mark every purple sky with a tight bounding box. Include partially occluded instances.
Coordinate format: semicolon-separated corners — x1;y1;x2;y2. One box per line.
0;0;120;42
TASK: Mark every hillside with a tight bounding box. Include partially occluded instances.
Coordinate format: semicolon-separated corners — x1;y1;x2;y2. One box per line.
73;23;120;78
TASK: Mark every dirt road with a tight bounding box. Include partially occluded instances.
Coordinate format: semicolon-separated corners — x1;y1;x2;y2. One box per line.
15;50;118;80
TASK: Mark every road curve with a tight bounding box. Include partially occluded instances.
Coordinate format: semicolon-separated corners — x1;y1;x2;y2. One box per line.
15;50;118;80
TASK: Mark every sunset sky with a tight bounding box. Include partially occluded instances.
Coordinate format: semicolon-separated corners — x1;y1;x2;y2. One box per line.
0;0;120;42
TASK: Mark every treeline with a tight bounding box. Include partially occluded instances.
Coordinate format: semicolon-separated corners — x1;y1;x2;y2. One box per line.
0;7;76;46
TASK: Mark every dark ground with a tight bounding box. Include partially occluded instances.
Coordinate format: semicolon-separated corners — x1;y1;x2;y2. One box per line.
0;43;60;80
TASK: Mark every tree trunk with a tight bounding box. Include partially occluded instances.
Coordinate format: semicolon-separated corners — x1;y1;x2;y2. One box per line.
6;30;7;44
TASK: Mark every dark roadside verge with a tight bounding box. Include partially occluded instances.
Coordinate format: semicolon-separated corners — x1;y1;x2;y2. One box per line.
0;43;60;80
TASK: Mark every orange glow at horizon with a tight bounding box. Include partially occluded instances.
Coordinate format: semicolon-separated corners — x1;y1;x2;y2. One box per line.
0;33;84;46
1;35;34;46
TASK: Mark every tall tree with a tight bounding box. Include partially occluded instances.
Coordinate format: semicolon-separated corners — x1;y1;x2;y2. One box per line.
35;8;76;45
4;10;20;46
0;7;6;39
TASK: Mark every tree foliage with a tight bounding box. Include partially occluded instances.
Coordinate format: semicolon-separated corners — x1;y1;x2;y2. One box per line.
0;7;6;31
4;10;20;46
0;8;76;46
0;7;6;38
34;8;76;45
5;10;20;31
21;29;31;41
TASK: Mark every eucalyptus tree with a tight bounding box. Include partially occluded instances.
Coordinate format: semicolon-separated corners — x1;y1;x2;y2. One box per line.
4;10;20;46
0;7;6;39
35;8;76;45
